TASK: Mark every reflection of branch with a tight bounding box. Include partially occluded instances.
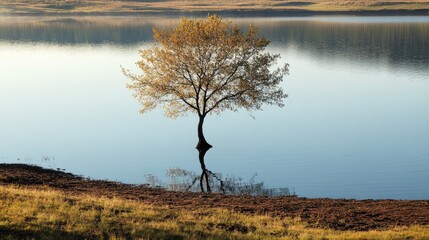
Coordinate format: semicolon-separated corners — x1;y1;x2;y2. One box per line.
206;169;225;194
158;167;292;196
185;176;200;192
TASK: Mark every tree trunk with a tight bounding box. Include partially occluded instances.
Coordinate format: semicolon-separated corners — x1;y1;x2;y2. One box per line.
196;116;212;193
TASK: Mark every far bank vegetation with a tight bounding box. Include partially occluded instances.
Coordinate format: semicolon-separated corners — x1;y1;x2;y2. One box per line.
1;0;429;14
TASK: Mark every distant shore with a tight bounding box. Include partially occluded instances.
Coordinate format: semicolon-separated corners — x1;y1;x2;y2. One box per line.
1;0;428;17
1;9;428;17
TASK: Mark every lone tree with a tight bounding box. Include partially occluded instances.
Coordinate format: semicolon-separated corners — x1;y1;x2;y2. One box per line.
124;15;288;193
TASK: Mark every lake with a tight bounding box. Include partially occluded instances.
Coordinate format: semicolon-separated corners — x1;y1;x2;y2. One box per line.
0;16;428;200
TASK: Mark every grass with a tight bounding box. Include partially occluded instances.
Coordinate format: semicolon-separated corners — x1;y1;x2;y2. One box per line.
0;0;428;15
0;185;428;240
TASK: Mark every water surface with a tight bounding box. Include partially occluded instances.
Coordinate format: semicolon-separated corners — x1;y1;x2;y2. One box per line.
1;16;428;199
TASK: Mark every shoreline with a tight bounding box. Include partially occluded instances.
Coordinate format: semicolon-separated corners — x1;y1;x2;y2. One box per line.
1;163;428;231
1;9;428;17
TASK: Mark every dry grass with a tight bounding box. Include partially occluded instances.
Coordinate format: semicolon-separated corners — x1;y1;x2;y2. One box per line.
0;0;428;14
0;185;429;239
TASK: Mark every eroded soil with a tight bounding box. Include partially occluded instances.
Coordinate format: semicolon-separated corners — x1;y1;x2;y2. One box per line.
1;164;428;231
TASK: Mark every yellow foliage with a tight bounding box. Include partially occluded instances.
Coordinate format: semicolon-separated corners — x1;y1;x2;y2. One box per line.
124;15;288;118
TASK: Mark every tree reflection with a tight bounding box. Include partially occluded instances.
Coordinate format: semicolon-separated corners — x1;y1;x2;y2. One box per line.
144;167;294;197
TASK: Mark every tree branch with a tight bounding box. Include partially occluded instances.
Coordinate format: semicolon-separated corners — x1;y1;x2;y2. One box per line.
206;88;251;114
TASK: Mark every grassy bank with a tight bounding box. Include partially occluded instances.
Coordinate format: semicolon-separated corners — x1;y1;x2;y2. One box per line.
0;0;428;15
1;185;429;239
1;164;429;232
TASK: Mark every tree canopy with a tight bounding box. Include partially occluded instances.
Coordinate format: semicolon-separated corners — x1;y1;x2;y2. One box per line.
124;15;288;119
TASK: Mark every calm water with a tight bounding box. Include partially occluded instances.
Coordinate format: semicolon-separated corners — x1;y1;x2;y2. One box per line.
1;16;428;199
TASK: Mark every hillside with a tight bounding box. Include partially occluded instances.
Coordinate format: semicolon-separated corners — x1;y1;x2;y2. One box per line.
0;0;428;15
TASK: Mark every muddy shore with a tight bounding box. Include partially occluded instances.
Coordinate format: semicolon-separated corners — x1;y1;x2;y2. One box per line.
0;163;428;231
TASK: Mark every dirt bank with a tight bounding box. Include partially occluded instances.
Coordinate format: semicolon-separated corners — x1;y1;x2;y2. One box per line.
0;164;428;231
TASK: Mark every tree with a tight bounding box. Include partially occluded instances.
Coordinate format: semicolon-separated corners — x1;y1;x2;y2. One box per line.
123;15;288;193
